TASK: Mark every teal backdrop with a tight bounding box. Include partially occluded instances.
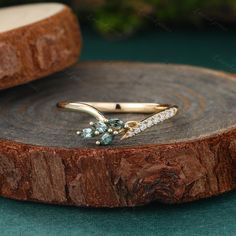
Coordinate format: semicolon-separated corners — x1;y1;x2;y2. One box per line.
0;28;236;236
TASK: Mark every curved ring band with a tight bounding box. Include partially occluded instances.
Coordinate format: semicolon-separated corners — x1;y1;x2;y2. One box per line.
57;102;178;146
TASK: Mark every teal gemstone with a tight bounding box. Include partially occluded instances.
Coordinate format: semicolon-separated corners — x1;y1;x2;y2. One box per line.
95;121;107;133
81;128;94;139
100;132;114;145
108;118;124;129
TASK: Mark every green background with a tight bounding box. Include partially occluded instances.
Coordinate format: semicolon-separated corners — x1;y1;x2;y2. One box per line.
81;28;236;72
1;28;236;236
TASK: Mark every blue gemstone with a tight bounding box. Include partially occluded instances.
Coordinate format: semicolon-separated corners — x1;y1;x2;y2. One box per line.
100;132;114;145
81;128;94;139
95;121;107;133
108;118;124;129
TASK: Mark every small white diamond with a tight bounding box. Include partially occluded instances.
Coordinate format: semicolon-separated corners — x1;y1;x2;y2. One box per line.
155;116;161;123
142;120;148;125
140;124;146;131
151;117;156;124
166;111;171;117
134;128;141;134
147;120;152;127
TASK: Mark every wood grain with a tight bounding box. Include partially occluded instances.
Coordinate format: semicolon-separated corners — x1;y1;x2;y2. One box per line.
0;62;235;207
0;3;81;90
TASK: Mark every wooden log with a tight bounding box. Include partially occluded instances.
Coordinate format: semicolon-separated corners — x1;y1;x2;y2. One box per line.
0;62;236;207
0;3;81;90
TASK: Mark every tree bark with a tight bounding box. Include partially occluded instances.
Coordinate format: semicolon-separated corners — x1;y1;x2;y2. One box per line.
0;62;235;207
0;3;81;90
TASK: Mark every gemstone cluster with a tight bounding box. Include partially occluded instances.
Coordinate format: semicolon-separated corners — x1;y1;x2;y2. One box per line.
77;118;125;145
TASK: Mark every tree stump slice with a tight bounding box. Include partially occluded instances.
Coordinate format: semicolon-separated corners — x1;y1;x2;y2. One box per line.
0;62;236;207
0;3;81;90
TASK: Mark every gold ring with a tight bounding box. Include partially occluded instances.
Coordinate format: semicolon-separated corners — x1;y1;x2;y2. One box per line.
57;102;178;146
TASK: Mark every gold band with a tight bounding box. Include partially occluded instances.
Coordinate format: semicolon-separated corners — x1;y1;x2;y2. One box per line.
57;101;178;145
58;102;107;122
58;101;171;115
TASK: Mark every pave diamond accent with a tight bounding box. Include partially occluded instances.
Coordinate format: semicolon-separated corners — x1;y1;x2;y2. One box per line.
124;107;178;139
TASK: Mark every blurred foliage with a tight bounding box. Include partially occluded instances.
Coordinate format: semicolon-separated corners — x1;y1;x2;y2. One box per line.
1;0;236;38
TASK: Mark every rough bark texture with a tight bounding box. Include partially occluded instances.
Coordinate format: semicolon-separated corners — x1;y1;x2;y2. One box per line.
0;4;81;90
0;62;235;207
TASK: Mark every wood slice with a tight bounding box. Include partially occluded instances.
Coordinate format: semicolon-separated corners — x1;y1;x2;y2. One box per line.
0;3;81;90
0;62;236;207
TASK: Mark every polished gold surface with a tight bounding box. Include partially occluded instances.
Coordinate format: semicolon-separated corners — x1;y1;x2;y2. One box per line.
58;102;170;114
57;102;108;122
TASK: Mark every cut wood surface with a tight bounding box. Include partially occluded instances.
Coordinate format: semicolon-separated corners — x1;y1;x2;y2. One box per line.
0;62;236;207
0;3;81;90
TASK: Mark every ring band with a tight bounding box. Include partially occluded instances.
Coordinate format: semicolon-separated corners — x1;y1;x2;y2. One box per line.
57;102;178;146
